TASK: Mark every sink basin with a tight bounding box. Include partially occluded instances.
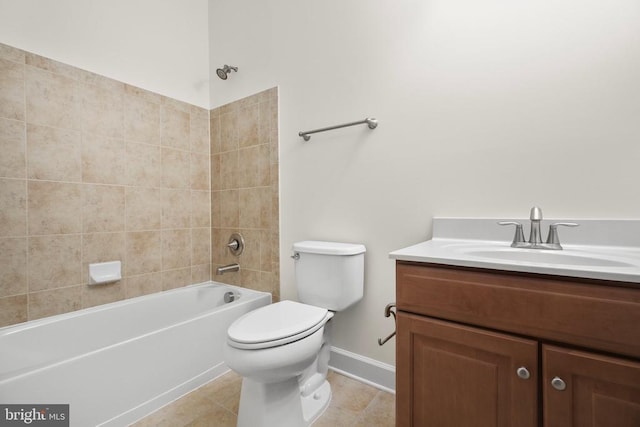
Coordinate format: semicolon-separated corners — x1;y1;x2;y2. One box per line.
457;247;635;268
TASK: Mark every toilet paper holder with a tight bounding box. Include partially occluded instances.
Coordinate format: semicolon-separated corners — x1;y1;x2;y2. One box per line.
377;302;397;346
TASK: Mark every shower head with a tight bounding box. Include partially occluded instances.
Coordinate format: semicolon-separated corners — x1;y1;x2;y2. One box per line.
216;65;238;80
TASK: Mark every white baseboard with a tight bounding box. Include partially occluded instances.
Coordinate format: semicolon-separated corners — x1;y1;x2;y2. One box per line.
329;347;395;394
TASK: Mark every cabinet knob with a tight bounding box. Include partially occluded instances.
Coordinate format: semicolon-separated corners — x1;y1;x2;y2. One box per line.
516;367;530;380
551;376;567;391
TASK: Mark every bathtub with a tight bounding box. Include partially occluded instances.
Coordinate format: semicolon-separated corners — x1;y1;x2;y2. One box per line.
0;282;271;426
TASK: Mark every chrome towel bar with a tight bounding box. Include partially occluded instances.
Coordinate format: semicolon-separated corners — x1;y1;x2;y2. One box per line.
377;302;396;346
299;117;378;141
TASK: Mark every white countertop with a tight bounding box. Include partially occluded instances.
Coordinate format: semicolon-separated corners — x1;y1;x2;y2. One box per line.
390;218;640;284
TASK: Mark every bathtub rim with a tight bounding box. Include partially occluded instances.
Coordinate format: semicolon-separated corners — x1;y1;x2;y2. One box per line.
0;281;269;335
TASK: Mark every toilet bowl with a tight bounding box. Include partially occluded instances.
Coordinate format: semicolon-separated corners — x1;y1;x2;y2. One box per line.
224;300;334;426
223;241;366;427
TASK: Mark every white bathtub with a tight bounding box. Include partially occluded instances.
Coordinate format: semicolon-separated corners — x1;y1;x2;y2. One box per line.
0;282;271;426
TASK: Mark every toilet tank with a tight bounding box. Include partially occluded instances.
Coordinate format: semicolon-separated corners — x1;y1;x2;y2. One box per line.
293;241;366;311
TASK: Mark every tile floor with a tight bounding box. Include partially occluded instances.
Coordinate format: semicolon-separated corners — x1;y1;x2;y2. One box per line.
131;370;395;427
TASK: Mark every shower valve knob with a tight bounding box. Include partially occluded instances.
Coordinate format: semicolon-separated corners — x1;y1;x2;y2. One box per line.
226;233;244;256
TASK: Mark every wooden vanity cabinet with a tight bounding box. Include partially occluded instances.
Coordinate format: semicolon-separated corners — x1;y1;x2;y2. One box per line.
396;261;640;427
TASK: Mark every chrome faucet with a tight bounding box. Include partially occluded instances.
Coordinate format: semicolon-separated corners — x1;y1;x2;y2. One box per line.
528;206;543;246
499;207;578;250
216;263;240;275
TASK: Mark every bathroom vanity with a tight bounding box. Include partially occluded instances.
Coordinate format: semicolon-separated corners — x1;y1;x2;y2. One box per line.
390;217;640;427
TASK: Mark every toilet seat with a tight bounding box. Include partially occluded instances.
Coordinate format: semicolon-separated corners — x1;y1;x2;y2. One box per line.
227;300;333;350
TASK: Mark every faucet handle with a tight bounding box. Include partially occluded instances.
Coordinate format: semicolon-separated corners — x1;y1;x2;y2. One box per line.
545;222;579;249
498;221;526;247
530;206;543;221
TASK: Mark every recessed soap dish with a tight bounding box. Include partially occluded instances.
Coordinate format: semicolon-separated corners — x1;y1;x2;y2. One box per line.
89;261;122;285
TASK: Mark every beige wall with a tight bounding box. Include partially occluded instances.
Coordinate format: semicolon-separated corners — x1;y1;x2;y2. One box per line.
210;88;280;301
0;43;211;327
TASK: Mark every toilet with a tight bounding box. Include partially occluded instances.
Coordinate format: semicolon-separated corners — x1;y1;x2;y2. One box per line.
223;241;366;427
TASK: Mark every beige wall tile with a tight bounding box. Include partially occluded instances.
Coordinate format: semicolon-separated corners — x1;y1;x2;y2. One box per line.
27;124;81;182
0;58;25;121
191;228;210;266
212;228;238;266
82;232;126;284
0;43;25;63
261;271;279;297
220;111;238;152
210;154;221;191
126;187;162;231
124;89;160;144
82;184;125;233
162;189;191;229
125;84;162;103
190;152;209;190
237;229;260;271
191;264;210;283
82;280;125;308
25;53;84;80
219;150;238;190
25;66;79;129
82;134;126;184
0;178;26;237
126;231;162;276
210;88;279;295
79;71;124;92
80;81;124;138
0;237;27;297
28;234;82;292
162;229;192;270
219;190;239;228
0;118;26;178
210;114;221;154
258;100;272;146
239;187;270;229
162;96;191;113
190;107;209;154
191;190;210;228
238;104;259;148
237;144;269;188
126;272;162;298
210;190;220;229
0;46;218;326
0;294;27;327
239;268;262;291
125;141;161;187
162;147;190;188
29;286;82;320
161;104;190;150
260;230;275;272
162;267;191;291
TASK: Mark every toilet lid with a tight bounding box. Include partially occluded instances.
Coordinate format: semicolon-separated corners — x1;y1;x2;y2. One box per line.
227;301;329;348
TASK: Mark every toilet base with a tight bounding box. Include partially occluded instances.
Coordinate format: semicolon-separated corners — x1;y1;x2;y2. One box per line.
236;377;331;427
302;379;331;424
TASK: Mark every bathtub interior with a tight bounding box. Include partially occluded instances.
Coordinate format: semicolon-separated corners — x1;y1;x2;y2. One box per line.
0;282;271;427
0;282;247;380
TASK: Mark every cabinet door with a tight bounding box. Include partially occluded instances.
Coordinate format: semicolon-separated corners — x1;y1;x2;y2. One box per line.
397;312;538;427
543;345;640;427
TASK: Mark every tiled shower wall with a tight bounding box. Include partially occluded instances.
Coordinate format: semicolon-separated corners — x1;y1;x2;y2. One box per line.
210;89;280;301
0;43;212;327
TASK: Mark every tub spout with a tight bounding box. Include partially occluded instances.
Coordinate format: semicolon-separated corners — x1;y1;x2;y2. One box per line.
216;263;240;275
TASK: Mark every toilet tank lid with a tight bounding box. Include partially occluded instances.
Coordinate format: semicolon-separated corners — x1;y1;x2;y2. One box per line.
293;241;366;256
